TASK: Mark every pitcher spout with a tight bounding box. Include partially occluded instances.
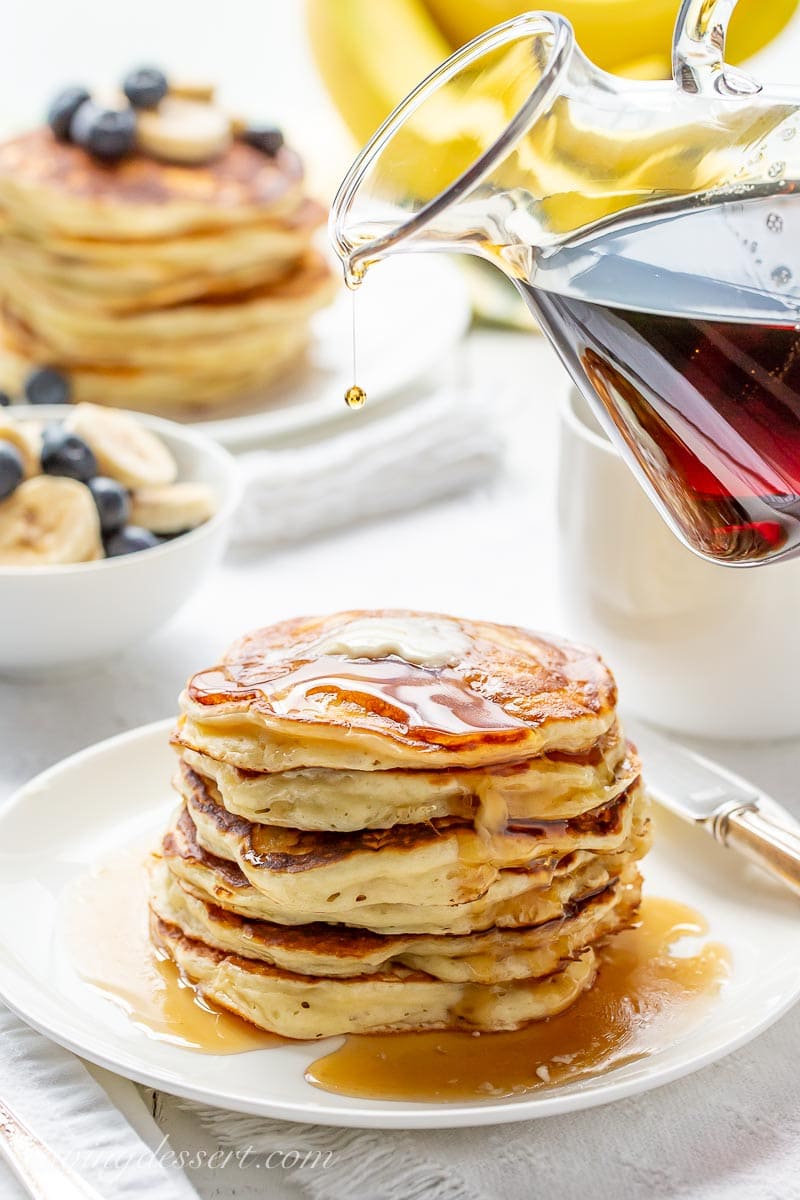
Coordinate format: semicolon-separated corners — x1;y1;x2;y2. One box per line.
331;12;574;282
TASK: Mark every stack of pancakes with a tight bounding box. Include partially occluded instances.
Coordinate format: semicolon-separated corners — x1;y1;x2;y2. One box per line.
0;129;335;415
150;611;651;1037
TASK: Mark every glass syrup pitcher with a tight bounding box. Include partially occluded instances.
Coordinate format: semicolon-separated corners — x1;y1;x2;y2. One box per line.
330;0;800;567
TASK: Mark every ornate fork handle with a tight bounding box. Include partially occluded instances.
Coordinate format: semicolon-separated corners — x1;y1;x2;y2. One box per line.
0;1096;105;1200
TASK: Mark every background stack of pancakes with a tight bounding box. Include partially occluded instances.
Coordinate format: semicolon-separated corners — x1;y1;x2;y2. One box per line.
150;610;652;1038
0;127;335;415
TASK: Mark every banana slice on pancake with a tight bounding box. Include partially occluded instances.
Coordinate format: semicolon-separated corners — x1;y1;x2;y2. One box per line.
65;403;176;488
0;476;101;565
0;418;42;477
169;80;216;103
137;98;231;165
130;482;215;533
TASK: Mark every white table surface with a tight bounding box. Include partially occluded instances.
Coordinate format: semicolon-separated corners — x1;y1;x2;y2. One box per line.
1;328;799;1200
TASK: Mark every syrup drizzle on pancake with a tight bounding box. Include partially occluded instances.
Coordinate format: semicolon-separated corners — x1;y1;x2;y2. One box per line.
66;849;729;1094
189;655;529;744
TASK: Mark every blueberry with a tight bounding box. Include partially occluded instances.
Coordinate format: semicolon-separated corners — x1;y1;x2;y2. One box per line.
88;476;129;535
47;86;91;141
0;391;10;407
104;525;160;557
41;426;97;482
70;100;136;162
241;124;284;157
123;67;168;110
0;440;23;500
24;366;71;406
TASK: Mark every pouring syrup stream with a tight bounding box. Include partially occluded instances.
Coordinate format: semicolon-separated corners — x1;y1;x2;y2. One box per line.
344;265;367;409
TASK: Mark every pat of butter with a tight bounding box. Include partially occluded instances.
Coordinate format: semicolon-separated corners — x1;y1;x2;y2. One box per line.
311;616;470;669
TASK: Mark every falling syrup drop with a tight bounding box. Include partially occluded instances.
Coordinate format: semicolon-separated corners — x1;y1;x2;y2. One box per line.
344;285;367;409
344;385;367;409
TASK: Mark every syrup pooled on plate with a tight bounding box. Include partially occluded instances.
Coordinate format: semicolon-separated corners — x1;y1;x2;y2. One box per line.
306;897;730;1101
65;847;280;1054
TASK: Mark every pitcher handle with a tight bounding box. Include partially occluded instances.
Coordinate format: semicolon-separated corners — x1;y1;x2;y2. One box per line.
672;0;762;96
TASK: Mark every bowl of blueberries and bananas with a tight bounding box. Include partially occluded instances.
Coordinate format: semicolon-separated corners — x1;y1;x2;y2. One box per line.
0;390;241;674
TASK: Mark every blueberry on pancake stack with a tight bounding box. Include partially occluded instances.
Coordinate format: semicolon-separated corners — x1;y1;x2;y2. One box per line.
0;72;335;416
151;610;652;1037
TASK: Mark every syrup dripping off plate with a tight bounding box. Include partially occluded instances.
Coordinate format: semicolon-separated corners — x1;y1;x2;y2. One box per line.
0;719;798;1129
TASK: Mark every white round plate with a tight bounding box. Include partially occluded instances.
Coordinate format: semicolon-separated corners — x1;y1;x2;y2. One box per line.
193;255;471;449
0;721;798;1130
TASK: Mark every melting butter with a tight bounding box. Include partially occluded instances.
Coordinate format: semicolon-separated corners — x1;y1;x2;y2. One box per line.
309;616;471;669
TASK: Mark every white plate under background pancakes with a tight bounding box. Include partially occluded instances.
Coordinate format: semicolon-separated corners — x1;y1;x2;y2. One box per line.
0;719;798;1130
192;255;472;449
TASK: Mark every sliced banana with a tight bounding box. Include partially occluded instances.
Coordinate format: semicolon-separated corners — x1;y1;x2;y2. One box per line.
0;476;102;565
130;482;215;534
65;403;177;489
137;98;231;164
169;79;216;103
0;418;42;477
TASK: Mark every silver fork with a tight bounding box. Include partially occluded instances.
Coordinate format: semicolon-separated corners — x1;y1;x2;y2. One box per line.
0;1096;105;1200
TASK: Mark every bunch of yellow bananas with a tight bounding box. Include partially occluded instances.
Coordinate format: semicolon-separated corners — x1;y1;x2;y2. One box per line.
306;0;797;147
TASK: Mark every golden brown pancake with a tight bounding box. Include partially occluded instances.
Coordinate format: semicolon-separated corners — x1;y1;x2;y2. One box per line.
150;913;599;1037
0;129;308;238
174;725;636;831
175;757;642;916
0;307;312;414
178;610;619;772
150;611;652;1038
0;128;335;415
0;197;327;313
161;802;651;934
3;251;334;358
149;853;641;983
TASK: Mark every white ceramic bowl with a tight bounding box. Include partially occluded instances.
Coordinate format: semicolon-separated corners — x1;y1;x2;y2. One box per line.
0;406;241;674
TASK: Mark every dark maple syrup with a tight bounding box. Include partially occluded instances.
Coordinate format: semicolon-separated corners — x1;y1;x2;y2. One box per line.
533;288;800;564
519;192;800;565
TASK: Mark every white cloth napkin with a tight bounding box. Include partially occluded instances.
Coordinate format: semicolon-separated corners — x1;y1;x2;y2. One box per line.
232;381;504;548
0;1006;196;1200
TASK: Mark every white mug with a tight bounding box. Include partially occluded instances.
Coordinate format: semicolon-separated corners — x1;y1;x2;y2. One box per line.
557;388;800;740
